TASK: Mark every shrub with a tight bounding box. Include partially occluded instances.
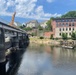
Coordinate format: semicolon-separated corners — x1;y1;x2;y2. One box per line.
39;36;44;39
61;33;68;40
50;34;54;39
55;38;58;40
71;31;76;40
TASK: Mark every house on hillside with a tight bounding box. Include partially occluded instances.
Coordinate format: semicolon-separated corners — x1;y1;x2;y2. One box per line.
40;20;48;28
25;20;40;28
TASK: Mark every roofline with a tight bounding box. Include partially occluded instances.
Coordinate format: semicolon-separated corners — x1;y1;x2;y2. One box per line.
53;17;76;20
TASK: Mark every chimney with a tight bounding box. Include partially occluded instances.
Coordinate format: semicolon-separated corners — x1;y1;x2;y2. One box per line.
10;12;16;26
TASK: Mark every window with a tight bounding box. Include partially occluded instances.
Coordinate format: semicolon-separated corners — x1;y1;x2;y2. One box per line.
59;23;61;26
69;23;71;26
62;23;64;26
63;28;64;31
73;28;74;31
69;33;71;36
66;28;68;31
66;33;68;35
69;28;71;31
66;20;68;22
72;23;74;26
72;19;74;22
56;23;58;27
59;33;61;36
62;20;64;22
59;28;61;31
75;19;76;21
56;20;58;22
69;19;71;22
66;23;68;26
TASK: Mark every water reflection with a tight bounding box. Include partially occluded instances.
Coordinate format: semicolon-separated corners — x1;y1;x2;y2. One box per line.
14;44;76;75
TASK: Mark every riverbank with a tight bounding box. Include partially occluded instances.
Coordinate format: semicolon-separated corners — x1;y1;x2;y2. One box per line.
29;37;60;46
29;37;76;47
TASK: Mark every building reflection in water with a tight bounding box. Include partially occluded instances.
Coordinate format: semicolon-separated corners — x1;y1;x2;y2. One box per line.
47;46;76;67
13;44;76;75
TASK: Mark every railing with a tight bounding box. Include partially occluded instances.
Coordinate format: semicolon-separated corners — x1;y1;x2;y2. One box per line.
0;21;29;75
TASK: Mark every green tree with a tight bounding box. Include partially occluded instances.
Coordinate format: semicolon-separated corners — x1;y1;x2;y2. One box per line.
19;26;23;29
71;31;76;40
45;18;53;32
38;25;43;30
62;33;68;40
31;33;37;36
23;27;32;31
50;34;54;39
61;11;76;18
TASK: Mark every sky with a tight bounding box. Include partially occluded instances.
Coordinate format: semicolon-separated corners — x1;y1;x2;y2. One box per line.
0;0;76;23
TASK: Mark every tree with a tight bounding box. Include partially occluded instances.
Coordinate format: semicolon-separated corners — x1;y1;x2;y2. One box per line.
62;33;68;40
50;34;54;39
45;18;53;32
38;25;43;30
71;31;76;40
23;27;32;31
19;26;23;29
61;11;76;18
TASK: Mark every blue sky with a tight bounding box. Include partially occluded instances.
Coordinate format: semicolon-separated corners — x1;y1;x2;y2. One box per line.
0;0;76;23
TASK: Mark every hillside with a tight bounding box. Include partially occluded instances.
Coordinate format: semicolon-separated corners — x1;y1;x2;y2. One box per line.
61;11;76;18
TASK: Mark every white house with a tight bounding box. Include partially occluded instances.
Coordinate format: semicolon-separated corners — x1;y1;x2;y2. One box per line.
40;20;48;28
26;20;40;28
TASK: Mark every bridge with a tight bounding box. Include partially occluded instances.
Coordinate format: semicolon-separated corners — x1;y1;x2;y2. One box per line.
0;21;29;75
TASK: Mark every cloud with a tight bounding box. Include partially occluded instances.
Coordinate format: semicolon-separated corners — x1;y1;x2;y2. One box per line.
46;0;54;3
0;0;61;20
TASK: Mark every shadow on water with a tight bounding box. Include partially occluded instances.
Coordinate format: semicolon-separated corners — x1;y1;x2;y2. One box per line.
6;42;29;75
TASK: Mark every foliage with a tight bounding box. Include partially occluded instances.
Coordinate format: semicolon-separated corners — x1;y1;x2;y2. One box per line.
50;34;54;39
38;25;43;30
61;33;68;40
61;11;76;18
23;27;32;31
31;33;35;36
19;25;32;31
39;36;44;39
71;31;76;40
19;26;23;29
55;38;58;40
45;18;53;32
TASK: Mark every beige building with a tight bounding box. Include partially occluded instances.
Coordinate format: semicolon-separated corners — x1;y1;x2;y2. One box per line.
26;20;40;28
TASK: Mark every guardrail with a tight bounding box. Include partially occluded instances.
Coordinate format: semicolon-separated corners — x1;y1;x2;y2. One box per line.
0;21;29;75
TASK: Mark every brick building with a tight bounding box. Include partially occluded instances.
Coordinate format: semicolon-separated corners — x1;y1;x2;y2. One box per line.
44;18;76;38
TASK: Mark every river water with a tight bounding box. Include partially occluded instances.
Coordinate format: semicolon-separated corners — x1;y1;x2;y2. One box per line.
13;44;76;75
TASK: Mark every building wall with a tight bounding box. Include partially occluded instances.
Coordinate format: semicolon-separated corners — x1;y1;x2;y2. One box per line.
51;20;56;38
55;27;76;38
26;23;36;28
44;32;54;38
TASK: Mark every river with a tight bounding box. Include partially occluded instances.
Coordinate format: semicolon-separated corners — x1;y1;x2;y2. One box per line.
12;44;76;75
